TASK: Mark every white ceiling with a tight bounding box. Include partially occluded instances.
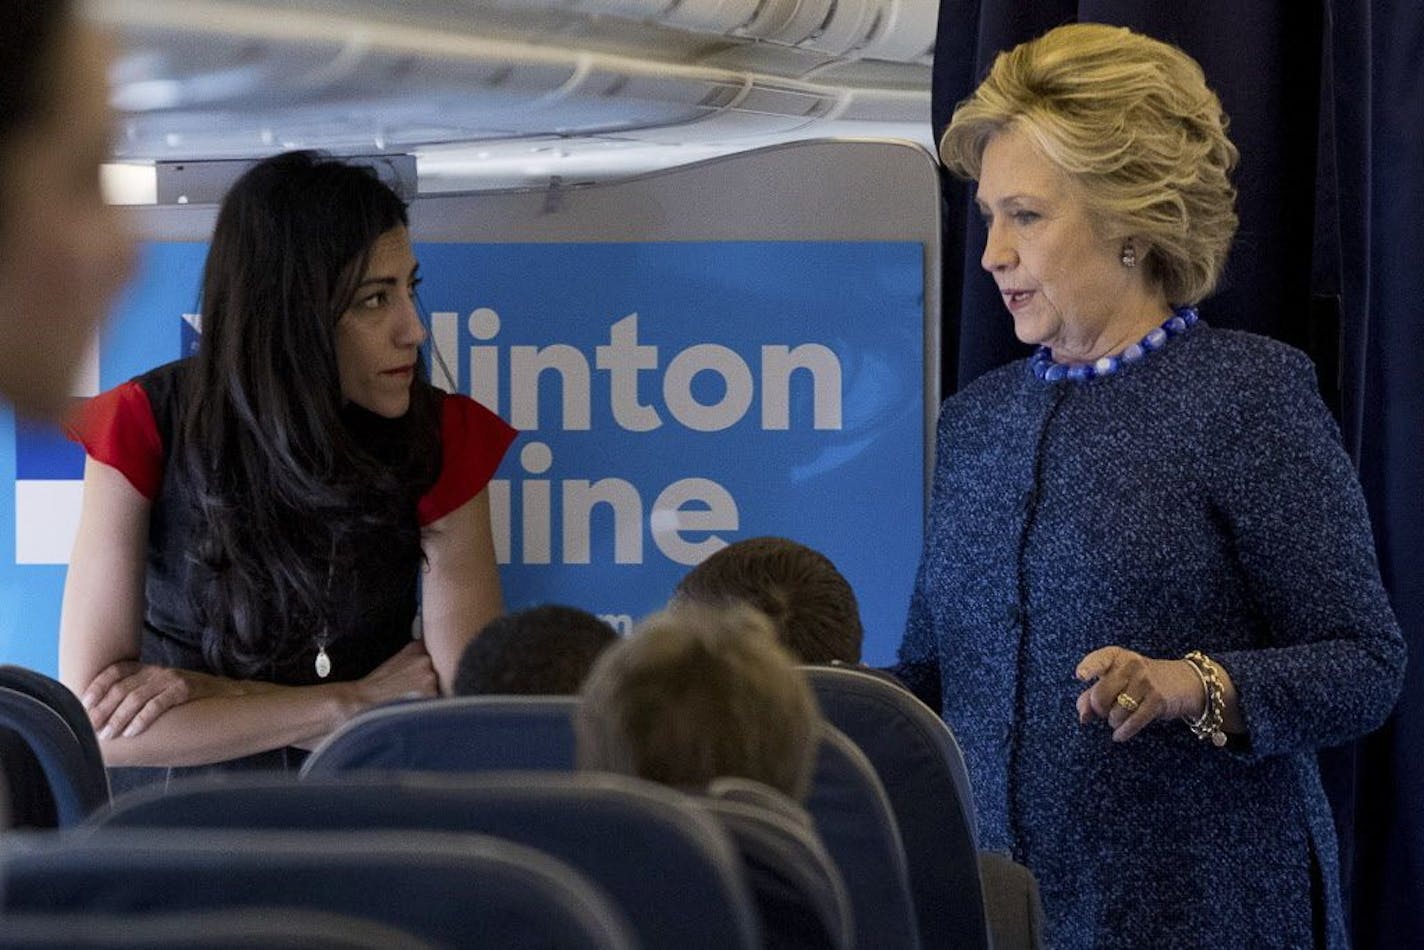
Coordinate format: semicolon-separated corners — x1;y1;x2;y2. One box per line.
89;0;937;195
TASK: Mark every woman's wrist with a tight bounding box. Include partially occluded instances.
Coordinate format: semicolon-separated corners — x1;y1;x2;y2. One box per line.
323;680;371;723
1182;651;1229;747
1176;659;1208;720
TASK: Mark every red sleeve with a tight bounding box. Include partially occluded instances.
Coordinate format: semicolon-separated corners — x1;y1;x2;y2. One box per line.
62;381;163;500
417;393;518;526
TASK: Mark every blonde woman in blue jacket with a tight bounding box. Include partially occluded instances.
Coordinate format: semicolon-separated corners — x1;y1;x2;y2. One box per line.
897;23;1405;948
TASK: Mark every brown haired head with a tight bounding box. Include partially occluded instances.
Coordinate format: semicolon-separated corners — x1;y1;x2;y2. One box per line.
675;536;863;664
575;603;821;801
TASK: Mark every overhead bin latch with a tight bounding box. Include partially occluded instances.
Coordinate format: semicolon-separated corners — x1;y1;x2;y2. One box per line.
541;175;567;216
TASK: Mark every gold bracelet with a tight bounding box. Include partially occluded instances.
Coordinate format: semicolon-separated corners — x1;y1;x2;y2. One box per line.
1182;650;1227;748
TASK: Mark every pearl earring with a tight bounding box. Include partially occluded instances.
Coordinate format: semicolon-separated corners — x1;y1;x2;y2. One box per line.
1120;244;1138;268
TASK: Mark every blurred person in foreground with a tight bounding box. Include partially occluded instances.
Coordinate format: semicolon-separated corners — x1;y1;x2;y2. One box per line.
0;0;134;825
0;0;133;418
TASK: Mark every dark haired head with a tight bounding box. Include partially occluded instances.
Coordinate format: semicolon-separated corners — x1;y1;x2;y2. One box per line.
0;3;133;419
182;151;439;676
454;605;619;696
0;1;72;176
674;536;863;664
191;150;412;431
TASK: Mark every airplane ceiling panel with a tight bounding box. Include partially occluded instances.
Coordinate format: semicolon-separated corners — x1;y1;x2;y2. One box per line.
91;0;935;195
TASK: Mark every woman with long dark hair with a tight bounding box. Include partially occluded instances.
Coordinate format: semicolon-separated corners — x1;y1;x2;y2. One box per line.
59;151;514;773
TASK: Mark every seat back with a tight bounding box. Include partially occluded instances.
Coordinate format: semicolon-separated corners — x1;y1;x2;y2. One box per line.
0;666;107;788
0;828;635;949
0;687;109;826
97;771;761;950
301;696;578;776
700;785;854;950
978;851;1047;950
806;665;988;949
0;908;431;948
807;725;920;950
1;726;55;828
299;693;918;947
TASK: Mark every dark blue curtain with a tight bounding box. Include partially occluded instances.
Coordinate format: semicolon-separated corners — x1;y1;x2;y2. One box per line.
930;2;1424;944
1332;1;1424;943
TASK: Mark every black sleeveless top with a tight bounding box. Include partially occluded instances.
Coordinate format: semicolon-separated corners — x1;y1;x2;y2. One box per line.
138;361;430;684
70;358;516;779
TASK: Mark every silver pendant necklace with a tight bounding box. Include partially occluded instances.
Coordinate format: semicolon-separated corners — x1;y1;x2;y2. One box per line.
315;539;336;679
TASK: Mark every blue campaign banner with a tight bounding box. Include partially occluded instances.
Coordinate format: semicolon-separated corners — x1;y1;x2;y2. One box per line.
1;242;208;673
1;239;924;674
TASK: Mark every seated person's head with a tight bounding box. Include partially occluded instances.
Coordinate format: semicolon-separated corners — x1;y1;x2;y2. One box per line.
575;604;820;801
674;536;863;664
454;605;617;696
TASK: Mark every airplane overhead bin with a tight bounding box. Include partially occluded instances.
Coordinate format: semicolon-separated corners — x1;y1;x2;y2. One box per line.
89;0;935;192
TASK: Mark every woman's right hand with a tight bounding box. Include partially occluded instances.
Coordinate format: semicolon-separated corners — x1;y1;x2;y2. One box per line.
347;640;439;711
82;661;246;740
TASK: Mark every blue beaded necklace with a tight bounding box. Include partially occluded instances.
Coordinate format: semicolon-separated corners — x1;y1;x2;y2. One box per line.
1029;305;1201;383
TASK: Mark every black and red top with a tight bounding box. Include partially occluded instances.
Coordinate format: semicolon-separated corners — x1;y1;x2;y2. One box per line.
68;359;517;688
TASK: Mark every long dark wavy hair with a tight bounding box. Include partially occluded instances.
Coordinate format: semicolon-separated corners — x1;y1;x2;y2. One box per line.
180;151;440;677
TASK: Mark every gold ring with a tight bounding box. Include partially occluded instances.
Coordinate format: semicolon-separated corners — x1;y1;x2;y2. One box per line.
1115;692;1140;712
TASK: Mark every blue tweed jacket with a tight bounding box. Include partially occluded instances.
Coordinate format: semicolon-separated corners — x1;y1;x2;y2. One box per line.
896;325;1406;948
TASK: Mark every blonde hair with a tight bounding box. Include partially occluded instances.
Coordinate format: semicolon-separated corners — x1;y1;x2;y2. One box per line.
940;22;1239;304
575;603;820;801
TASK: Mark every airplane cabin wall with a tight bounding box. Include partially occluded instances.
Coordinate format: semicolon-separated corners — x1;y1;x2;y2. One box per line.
0;139;941;671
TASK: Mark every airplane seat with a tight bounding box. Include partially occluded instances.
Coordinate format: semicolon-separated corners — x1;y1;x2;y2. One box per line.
0;827;637;949
0;688;108;827
0;666;107;787
978;851;1047;950
805;664;1045;950
298;692;924;947
808;725;921;950
300;695;578;777
701;778;856;950
0;908;431;948
0;728;56;829
93;770;761;950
